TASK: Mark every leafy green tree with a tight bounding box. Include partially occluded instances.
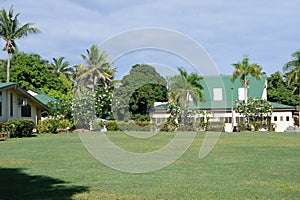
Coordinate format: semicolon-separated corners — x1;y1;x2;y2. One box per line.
95;82;115;119
0;5;40;82
231;56;262;104
76;45;115;93
113;64;167;121
267;71;300;106
72;91;96;129
0;52;73;101
234;98;272;130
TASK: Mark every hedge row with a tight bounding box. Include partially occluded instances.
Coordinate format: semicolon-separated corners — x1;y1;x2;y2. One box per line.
2;119;35;138
92;120;156;132
37;119;73;133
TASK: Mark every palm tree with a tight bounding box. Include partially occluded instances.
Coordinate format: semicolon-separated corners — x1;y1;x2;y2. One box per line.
231;56;262;104
50;57;74;79
0;6;40;82
178;67;204;106
283;50;300;126
78;45;115;92
168;67;204;124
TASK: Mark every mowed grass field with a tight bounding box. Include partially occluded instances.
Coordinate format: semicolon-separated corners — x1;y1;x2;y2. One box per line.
0;132;300;200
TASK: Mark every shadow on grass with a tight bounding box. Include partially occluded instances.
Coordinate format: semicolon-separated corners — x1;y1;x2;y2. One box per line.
0;168;88;200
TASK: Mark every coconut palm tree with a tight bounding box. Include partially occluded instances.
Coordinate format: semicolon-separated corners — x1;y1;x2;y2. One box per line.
0;6;40;82
78;45;115;92
168;67;204;125
231;56;262;104
50;57;74;79
283;50;300;126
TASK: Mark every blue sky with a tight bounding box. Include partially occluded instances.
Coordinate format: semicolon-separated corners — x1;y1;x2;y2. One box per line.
1;0;300;78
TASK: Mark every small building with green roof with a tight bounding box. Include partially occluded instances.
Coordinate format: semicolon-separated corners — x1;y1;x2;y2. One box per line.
0;83;57;125
150;74;297;132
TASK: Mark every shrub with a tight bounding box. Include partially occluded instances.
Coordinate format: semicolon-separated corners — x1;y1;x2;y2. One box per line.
0;122;4;132
58;119;74;130
92;121;105;131
3;119;35;137
238;122;247;131
117;121;155;131
106;120;120;131
198;121;209;131
160;122;177;132
37;119;59;133
177;124;195;131
207;121;225;132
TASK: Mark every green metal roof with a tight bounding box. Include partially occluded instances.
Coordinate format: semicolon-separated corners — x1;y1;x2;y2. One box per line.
269;102;296;109
0;83;58;108
0;82;17;89
28;88;60;106
196;74;267;109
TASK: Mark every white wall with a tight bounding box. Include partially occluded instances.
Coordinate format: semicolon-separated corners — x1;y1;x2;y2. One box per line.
271;111;294;132
0;89;41;124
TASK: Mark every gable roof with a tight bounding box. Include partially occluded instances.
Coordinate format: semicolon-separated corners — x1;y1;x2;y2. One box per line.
0;82;18;90
0;83;57;110
195;74;267;110
269;102;296;110
27;88;59;106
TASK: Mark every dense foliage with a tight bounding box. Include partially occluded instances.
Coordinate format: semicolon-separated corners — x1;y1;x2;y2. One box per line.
2;119;35;137
234;98;273;130
0;52;73;101
72;91;97;129
267;71;300;106
113;64;168;121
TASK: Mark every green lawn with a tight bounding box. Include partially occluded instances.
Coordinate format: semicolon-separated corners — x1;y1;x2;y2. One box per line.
0;132;300;199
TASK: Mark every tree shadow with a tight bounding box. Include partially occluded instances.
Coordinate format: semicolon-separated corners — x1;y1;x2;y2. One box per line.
0;168;88;200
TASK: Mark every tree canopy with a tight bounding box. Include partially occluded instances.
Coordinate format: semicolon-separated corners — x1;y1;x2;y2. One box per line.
112;64;167;121
267;71;300;107
0;52;73;101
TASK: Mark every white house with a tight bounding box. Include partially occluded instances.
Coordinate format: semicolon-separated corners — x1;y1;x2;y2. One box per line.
0;82;56;125
150;74;298;132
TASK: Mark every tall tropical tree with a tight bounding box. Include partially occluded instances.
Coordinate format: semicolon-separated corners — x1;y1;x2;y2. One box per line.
169;67;204;106
77;45;114;93
283;51;300;97
0;6;40;82
50;57;74;79
231;56;262;104
283;50;300;126
168;67;204;124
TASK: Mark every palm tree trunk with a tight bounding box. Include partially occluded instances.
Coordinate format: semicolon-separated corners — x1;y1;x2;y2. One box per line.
244;83;248;104
244;81;248;127
6;52;11;83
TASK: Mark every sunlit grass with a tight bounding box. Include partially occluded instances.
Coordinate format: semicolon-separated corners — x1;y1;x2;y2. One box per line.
0;132;299;199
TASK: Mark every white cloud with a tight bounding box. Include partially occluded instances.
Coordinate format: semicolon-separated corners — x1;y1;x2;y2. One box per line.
0;0;299;76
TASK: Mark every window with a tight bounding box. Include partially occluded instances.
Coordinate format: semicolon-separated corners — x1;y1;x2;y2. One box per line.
10;93;13;117
213;88;223;101
280;116;283;121
274;116;277;121
21;105;31;117
0;92;2;116
238;88;245;101
225;117;232;123
286;116;290;121
236;117;244;123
